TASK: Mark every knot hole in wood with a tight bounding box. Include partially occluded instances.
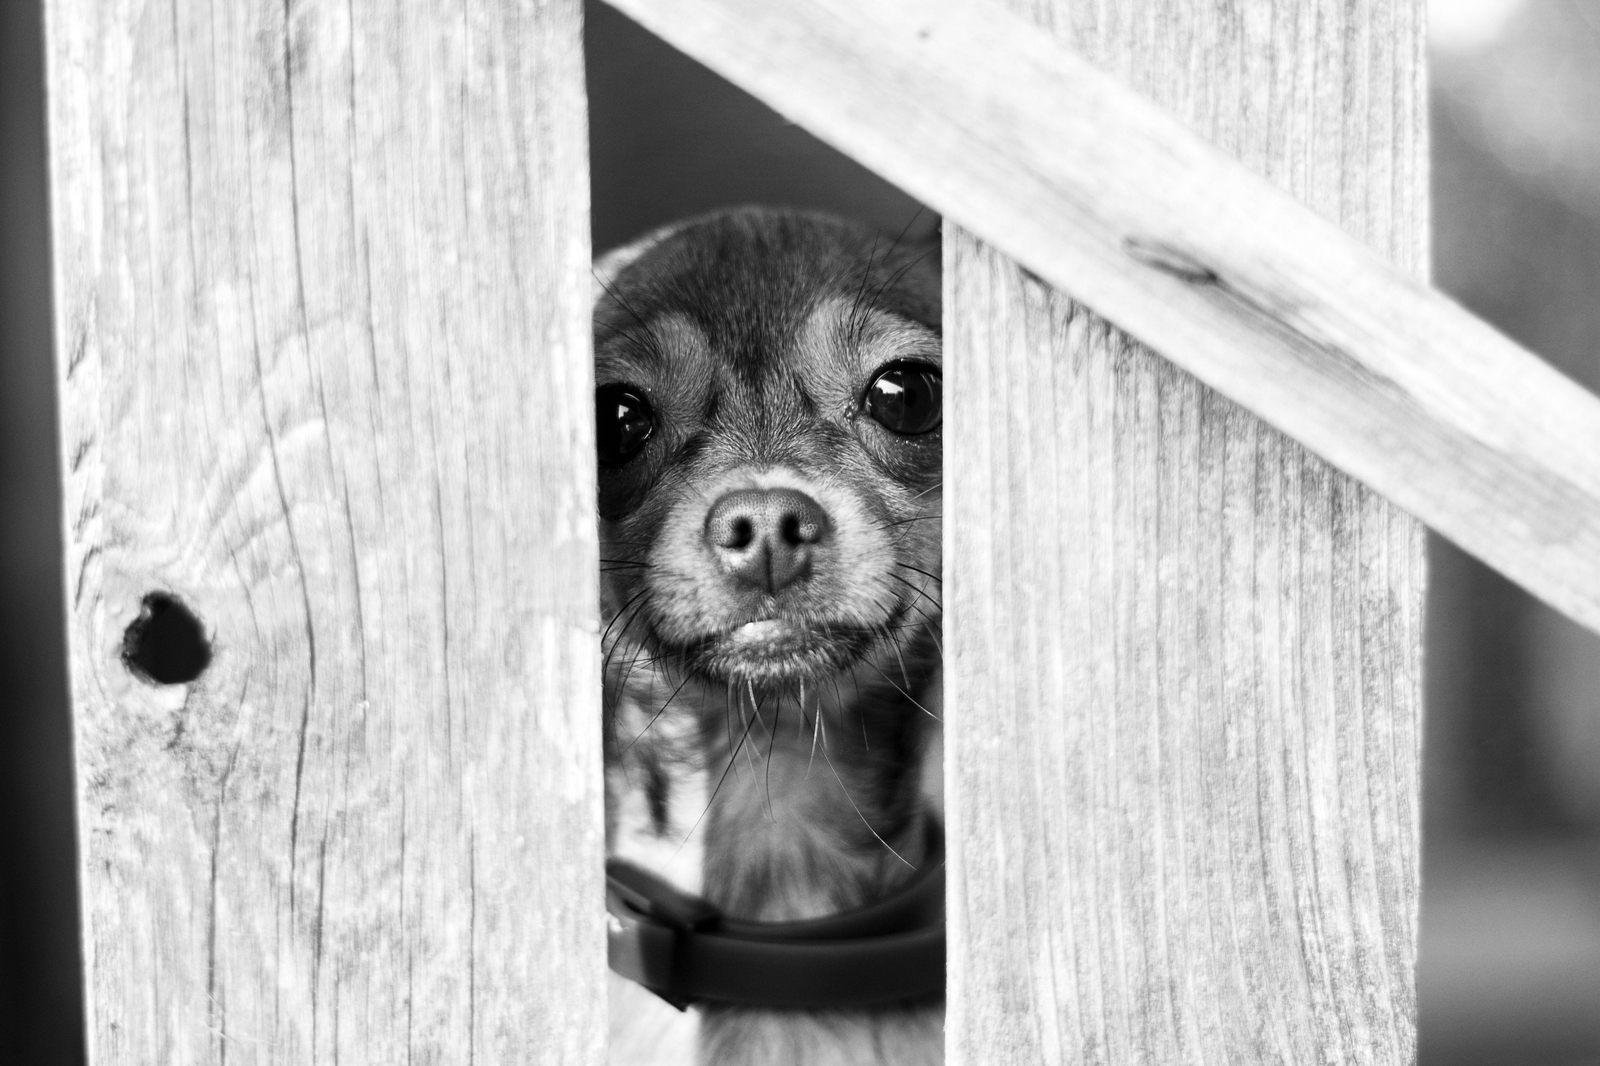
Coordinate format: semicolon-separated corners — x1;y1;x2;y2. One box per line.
121;592;211;685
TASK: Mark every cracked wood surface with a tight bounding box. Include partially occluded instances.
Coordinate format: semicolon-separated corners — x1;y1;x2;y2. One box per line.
46;1;603;1062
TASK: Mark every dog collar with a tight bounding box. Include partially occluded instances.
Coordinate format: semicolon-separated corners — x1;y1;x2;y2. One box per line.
605;826;944;1010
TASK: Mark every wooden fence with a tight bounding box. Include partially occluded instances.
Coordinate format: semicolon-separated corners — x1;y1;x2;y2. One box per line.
42;0;1600;1062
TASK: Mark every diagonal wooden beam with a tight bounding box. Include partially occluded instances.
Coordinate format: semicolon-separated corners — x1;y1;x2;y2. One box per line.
603;0;1600;636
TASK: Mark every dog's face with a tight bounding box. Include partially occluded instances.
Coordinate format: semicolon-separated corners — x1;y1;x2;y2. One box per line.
595;210;942;694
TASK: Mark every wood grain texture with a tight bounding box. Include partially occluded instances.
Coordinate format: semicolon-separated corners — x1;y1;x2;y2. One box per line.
602;0;1600;636
942;2;1424;1063
45;1;603;1063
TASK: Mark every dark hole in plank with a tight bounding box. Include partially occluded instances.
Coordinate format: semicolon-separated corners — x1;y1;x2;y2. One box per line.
121;593;211;685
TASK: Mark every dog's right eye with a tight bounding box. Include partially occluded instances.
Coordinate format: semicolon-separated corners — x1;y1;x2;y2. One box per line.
595;383;655;467
864;361;942;436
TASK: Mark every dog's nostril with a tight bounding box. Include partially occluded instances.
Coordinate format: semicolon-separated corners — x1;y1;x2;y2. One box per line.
728;517;754;550
780;512;823;547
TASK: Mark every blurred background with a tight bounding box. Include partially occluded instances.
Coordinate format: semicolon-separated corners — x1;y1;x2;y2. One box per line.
3;0;1597;1061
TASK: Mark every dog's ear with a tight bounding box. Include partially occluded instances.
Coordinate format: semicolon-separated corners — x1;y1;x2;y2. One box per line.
592;222;684;307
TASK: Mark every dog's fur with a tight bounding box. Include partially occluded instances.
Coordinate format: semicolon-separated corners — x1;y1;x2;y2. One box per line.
596;208;944;1066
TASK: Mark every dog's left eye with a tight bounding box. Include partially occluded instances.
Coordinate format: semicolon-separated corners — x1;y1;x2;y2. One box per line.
596;383;655;467
864;361;941;435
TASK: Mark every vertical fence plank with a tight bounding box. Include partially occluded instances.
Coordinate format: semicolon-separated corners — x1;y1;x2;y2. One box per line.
46;0;602;1062
947;2;1425;1063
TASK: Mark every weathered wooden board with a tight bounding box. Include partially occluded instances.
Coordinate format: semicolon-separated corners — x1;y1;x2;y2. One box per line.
45;1;603;1063
602;0;1600;638
943;2;1425;1062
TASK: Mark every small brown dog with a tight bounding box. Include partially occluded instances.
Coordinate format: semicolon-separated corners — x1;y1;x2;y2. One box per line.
597;207;944;1066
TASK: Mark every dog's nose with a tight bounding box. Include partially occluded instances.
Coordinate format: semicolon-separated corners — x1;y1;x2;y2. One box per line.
704;488;832;594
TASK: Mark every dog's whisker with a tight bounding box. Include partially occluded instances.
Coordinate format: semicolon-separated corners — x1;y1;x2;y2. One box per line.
764;688;782;822
593;269;670;364
606;606;655;691
848;209;924;347
600;586;651;650
852;668;870;750
808;705;823;779
845;232;882;346
898;594;942;627
882;514;940;529
894;617;944;658
887;571;943;612
668;693;763;867
891;639;915;693
819;735;914;870
859;246;938;337
744;679;774;743
623;669;695;754
889;599;944;654
740;682;764;785
862;658;942;721
894;561;943;586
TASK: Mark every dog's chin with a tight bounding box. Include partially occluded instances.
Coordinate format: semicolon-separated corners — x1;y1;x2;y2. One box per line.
675;618;879;687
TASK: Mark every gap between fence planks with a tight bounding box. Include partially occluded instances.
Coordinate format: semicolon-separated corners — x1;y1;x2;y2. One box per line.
46;1;604;1063
603;0;1600;638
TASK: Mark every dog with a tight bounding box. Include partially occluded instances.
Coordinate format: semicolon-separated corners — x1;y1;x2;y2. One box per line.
596;207;944;1066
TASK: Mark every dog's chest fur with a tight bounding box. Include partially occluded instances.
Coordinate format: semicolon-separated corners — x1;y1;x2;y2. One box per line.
595;209;944;1066
607;675;943;1065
